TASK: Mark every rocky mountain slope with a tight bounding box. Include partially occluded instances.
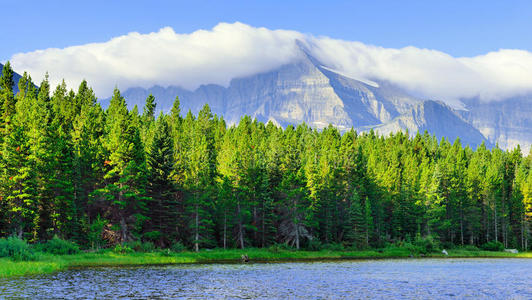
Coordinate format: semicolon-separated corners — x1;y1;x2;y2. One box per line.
458;97;532;153
116;49;501;150
5;49;530;152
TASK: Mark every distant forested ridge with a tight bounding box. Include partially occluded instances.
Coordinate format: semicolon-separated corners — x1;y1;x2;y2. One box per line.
0;62;531;251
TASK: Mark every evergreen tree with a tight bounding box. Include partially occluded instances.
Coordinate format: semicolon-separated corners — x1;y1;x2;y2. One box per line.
0;62;15;126
346;191;366;248
182;105;216;251
96;88;148;243
146;115;178;246
0;70;530;252
1;123;38;240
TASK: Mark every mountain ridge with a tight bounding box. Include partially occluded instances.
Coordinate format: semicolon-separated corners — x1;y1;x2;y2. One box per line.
112;48;507;150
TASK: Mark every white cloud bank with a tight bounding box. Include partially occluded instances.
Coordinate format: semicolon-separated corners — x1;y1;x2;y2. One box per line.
10;22;532;105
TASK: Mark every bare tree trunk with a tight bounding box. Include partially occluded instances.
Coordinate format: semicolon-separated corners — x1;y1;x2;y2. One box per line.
294;197;300;249
223;210;227;250
521;216;525;250
119;214;128;243
503;219;508;247
295;223;300;250
526;221;529;251
460;208;464;245
261;201;266;248
494;198;498;243
481;198;488;242
253;206;257;245
237;201;244;249
158;198;163;242
16;224;23;239
524;217;529;251
118;184;128;243
194;203;199;252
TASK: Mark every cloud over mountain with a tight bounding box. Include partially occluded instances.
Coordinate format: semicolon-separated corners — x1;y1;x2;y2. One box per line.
10;22;532;105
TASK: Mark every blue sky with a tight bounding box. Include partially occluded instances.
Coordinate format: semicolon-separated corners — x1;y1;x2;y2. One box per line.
6;0;532;103
3;0;532;60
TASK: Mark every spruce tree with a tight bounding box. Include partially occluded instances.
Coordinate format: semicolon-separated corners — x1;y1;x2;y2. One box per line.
97;88;148;243
146;115;178;246
0;62;15;126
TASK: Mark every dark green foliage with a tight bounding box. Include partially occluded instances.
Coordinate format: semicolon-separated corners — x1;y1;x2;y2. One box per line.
143;231;162;242
171;241;187;252
113;244;134;254
461;245;480;251
124;240;156;252
87;215;107;250
0;236;35;261
140;241;156;253
146;115;178;247
322;243;345;251
36;236;80;255
480;241;504;251
0;62;16;122
413;235;441;254
305;239;323;251
0;64;531;253
345;192;367;249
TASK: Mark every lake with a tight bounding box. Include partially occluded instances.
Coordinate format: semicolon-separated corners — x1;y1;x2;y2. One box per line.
1;258;531;299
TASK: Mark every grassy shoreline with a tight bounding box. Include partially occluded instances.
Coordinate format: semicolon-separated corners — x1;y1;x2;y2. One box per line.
1;248;531;278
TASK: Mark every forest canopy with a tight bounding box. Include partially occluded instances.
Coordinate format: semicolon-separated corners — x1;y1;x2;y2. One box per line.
0;62;531;251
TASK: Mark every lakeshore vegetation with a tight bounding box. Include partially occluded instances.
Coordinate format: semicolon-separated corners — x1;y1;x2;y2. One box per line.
1;247;532;278
0;61;532;266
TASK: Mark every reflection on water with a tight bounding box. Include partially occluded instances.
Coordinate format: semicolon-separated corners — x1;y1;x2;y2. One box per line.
1;258;531;299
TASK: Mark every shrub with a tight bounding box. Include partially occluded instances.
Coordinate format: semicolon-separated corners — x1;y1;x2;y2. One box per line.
124;240;143;252
322;243;345;251
36;236;80;255
480;241;504;251
400;242;423;254
413;235;440;254
113;244;133;254
140;241;155;252
87;215;107;250
306;239;323;251
0;236;35;261
441;241;456;250
143;231;162;242
462;245;480;251
124;240;156;252
171;242;186;252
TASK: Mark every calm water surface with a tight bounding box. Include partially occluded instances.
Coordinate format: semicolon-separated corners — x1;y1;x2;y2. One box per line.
1;258;531;299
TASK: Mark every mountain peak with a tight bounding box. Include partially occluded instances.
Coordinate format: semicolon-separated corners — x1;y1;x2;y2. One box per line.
114;50;529;151
294;39;322;66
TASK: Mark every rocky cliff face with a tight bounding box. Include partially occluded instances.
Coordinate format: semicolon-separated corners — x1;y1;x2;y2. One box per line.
115;51;530;152
459;97;532;153
370;100;489;147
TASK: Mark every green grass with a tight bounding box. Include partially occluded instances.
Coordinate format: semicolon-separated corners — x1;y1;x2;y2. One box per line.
1;248;530;278
0;258;64;278
443;249;532;258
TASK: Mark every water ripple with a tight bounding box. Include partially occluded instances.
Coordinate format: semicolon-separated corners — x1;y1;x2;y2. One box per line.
1;258;531;299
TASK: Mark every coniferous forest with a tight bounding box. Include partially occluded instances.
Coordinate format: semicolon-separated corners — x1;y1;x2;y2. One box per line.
1;62;532;252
